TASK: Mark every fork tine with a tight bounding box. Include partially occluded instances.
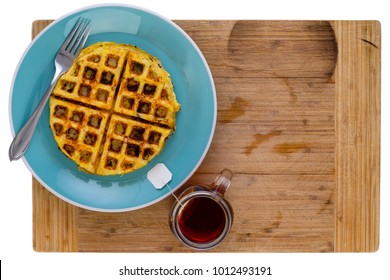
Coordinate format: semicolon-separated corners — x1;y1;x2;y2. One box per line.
73;24;92;57
62;18;83;51
67;20;89;54
65;19;90;55
70;22;91;56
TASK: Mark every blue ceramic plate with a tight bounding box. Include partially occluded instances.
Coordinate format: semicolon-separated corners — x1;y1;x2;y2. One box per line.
9;4;216;212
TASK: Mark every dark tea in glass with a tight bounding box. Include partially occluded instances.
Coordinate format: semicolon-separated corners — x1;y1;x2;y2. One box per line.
170;169;234;250
178;196;227;243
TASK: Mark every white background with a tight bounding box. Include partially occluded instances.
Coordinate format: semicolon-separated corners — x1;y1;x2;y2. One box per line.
0;0;388;279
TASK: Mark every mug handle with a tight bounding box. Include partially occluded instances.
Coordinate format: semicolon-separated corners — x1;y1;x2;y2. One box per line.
212;169;234;196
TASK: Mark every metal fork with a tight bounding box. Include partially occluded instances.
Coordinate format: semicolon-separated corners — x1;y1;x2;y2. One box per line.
9;18;91;161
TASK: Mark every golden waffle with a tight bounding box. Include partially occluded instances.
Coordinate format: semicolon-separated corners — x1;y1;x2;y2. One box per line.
50;98;109;173
52;43;129;110
49;42;180;175
114;46;180;128
97;114;172;175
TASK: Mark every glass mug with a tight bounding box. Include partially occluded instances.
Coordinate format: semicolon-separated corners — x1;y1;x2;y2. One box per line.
169;169;234;250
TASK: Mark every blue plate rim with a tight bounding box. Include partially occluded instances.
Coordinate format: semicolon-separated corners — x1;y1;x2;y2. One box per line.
8;3;217;212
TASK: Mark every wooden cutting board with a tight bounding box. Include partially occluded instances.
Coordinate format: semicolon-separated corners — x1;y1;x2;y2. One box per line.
32;20;380;252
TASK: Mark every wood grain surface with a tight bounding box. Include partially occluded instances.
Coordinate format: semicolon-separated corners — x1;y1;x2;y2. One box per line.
31;20;380;252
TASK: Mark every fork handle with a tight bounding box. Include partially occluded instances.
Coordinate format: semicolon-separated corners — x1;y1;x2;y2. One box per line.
9;71;63;161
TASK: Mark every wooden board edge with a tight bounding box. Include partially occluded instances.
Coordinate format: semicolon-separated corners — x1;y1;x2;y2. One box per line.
32;20;79;252
32;20;53;39
32;178;79;252
333;20;381;252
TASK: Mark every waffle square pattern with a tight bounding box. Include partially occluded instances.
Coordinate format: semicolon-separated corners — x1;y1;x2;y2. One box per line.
50;42;180;175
